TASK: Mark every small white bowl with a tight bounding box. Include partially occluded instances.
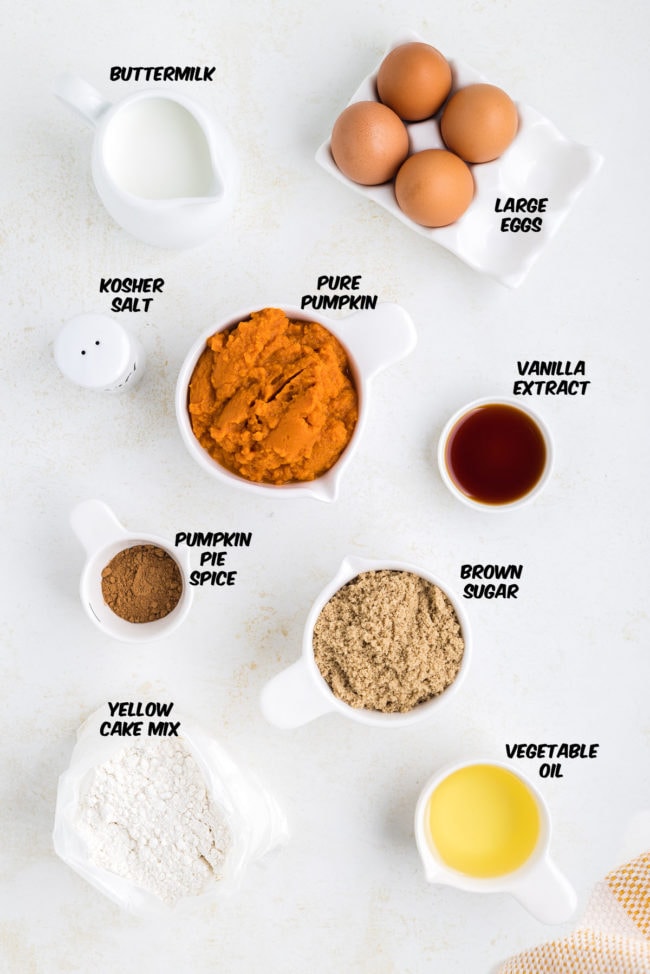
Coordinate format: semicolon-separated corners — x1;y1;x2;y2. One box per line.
437;397;554;511
175;303;416;502
316;30;603;288
260;555;471;728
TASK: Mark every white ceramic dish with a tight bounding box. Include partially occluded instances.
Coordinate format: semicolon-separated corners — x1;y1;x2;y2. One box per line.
414;758;577;924
175;303;416;502
315;31;603;287
437;397;554;511
260;555;471;728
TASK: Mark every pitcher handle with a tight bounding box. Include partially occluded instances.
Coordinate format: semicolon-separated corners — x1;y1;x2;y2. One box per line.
54;74;111;127
511;855;577;925
70;499;128;556
260;658;335;729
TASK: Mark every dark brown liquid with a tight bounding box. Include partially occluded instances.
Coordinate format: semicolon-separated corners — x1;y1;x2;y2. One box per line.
445;403;547;505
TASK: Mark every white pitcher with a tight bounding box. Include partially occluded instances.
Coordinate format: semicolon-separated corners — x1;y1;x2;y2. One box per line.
55;74;239;248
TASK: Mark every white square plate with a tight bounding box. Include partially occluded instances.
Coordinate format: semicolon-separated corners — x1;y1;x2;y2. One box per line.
316;32;603;288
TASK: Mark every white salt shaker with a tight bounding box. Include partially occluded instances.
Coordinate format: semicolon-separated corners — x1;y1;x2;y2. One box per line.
54;313;145;392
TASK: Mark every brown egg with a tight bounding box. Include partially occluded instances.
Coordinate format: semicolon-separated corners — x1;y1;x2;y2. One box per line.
377;42;452;121
330;101;409;185
441;83;519;163
394;149;474;227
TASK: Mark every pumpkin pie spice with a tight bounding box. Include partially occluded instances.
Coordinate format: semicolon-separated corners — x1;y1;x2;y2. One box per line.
101;544;183;624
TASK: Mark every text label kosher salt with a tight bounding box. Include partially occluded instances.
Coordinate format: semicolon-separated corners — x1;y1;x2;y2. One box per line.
100;277;164;313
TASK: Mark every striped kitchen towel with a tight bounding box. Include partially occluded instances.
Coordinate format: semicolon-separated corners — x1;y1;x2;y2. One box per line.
497;852;650;973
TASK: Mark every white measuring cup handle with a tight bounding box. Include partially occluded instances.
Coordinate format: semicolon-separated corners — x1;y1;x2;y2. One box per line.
54;74;111;126
260;659;334;728
70;499;129;556
511;855;577;924
338;303;417;381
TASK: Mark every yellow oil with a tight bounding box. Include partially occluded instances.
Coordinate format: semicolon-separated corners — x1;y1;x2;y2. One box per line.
426;764;541;878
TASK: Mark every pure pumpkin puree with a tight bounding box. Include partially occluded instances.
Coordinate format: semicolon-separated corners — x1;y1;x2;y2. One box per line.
187;307;358;485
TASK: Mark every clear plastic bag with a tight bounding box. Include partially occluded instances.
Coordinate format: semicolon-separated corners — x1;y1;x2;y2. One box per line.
52;704;289;914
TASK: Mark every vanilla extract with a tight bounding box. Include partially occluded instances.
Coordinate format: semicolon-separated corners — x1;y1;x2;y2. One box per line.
513;360;589;395
445;403;547;506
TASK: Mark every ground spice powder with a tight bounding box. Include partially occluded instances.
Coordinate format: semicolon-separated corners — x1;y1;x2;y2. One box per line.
101;544;183;624
312;570;464;713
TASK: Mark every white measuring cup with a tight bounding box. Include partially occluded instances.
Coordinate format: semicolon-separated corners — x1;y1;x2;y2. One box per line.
54;74;239;248
175;303;417;502
70;499;193;642
260;555;470;727
414;759;577;924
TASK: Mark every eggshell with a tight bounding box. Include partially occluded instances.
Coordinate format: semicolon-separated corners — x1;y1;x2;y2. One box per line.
441;83;519;163
394;149;474;227
330;101;409;186
376;42;452;121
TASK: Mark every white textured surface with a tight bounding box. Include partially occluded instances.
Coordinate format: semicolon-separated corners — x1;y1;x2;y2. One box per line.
1;0;649;972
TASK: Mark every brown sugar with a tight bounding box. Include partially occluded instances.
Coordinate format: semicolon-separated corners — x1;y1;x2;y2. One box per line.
187;307;358;485
101;544;183;624
312;570;464;713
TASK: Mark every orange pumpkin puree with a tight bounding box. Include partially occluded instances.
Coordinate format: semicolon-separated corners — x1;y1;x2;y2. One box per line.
187;307;358;485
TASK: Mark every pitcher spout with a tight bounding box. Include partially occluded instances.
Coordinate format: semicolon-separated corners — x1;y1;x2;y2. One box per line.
55;73;239;249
